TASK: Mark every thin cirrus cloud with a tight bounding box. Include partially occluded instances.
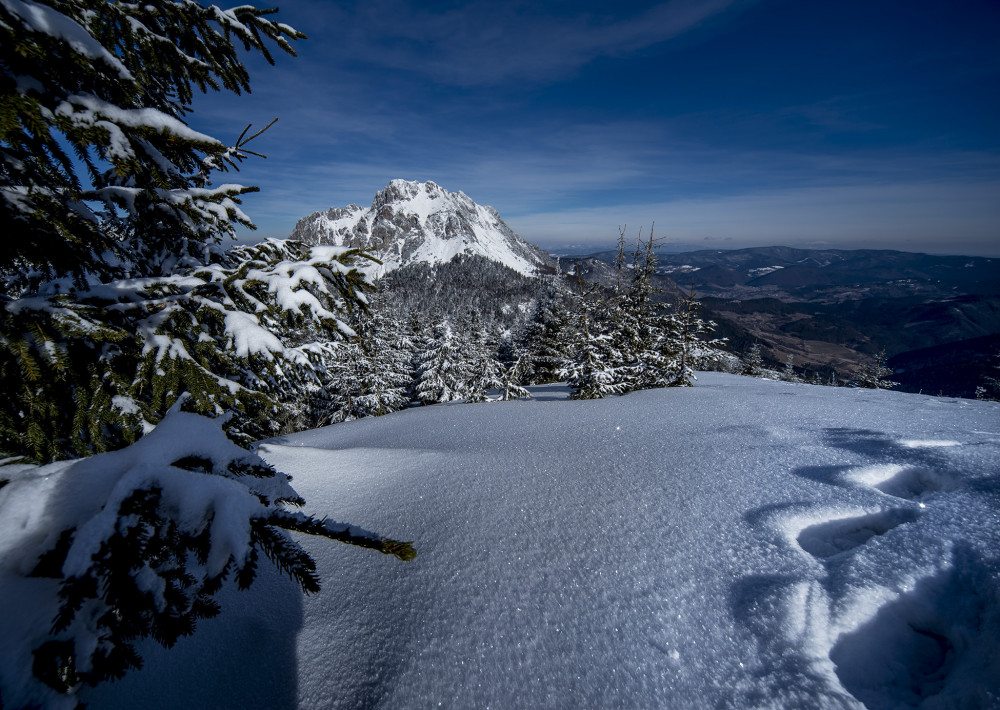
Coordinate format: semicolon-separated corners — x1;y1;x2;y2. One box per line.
332;0;741;85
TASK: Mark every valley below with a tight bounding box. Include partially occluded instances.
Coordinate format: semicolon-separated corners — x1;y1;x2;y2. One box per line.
565;245;1000;396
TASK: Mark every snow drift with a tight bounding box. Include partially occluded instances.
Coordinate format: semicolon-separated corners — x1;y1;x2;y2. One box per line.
67;375;1000;708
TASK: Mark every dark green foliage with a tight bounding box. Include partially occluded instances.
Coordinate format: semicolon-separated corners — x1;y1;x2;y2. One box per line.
855;348;898;390
0;5;415;706
319;291;410;423
742;342;765;377
0;293;136;461
0;0;305;286
0;239;373;462
30;484;230;690
522;288;574;384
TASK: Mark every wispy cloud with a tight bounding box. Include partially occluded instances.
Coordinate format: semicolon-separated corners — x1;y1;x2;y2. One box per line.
195;0;998;259
330;0;742;85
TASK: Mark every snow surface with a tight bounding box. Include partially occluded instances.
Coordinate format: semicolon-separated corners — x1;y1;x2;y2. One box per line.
75;374;1000;709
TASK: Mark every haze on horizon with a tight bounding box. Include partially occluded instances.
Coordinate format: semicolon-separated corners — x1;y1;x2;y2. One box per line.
190;0;1000;258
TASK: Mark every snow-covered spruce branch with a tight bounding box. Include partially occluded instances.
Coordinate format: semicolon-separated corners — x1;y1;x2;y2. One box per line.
264;511;417;562
0;403;413;708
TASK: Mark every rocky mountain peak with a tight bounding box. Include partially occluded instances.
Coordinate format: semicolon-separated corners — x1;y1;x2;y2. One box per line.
291;180;549;277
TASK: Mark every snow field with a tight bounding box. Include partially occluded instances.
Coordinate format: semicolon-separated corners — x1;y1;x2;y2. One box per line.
81;374;1000;709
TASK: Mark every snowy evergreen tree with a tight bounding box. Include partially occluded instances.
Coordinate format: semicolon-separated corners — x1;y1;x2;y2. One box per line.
613;230;721;390
1;0;305;287
668;284;723;387
856;348;898;389
974;350;1000;401
0;239;373;460
414;319;471;405
321;295;411;423
497;351;533;401
465;320;505;403
781;354;800;383
467;329;533;403
559;231;722;398
521;291;574;384
465;356;506;403
560;267;624;400
0;4;415;705
623;231;698;390
742;342;765;377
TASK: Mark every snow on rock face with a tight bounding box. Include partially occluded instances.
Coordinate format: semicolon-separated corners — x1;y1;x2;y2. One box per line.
289;179;547;277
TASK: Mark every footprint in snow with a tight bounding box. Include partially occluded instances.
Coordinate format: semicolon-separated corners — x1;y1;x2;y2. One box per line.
737;433;983;707
830;545;999;709
842;464;958;502
795;507;920;560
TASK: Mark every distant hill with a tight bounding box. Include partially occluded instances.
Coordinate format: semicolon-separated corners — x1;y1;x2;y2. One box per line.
575;245;1000;394
648;246;1000;301
887;333;1000;399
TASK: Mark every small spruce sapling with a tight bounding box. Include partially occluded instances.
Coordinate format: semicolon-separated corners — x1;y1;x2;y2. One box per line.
742;342;765;378
856;348;898;390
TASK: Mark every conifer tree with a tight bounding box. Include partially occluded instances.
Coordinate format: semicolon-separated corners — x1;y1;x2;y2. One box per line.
668;283;722;386
465;321;505;403
781;354;800;383
620;229;678;390
0;238;374;459
561;266;623;400
520;289;573;384
0;4;416;705
414;319;470;404
497;351;533;401
467;330;533;403
322;294;410;422
974;350;1000;401
1;0;306;287
856;348;898;389
614;229;721;390
742;342;765;377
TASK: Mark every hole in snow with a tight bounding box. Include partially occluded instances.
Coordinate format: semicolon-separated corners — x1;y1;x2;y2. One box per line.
796;508;920;559
830;547;998;709
845;465;958;501
871;468;957;501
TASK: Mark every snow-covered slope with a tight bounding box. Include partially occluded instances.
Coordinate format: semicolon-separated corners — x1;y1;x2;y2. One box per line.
82;375;1000;709
289;180;548;277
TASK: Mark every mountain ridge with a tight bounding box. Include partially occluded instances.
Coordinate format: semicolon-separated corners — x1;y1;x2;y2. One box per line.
288;179;550;277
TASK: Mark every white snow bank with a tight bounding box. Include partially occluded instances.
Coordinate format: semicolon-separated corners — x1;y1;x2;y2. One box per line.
79;375;1000;709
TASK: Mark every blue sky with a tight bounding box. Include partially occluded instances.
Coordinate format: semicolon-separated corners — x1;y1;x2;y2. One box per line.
190;0;1000;256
